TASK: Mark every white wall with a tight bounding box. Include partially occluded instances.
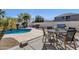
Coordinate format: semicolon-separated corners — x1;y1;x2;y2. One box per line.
30;21;79;30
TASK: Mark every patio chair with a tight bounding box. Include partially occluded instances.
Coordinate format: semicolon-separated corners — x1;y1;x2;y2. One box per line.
42;27;49;49
34;24;40;28
69;27;76;30
47;26;53;29
64;28;77;50
57;24;66;30
42;27;55;49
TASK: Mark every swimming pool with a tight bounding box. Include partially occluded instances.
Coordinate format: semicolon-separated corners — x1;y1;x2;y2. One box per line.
0;28;32;34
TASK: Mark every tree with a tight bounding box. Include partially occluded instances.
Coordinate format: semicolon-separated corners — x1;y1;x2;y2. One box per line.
35;15;44;22
18;13;31;28
0;9;5;18
0;9;5;26
18;13;31;21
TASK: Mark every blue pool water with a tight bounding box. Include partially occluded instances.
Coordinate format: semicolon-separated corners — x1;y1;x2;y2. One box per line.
0;28;32;34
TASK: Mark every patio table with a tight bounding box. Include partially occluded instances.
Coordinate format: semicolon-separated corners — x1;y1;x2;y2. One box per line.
48;29;67;33
48;29;67;38
47;29;67;49
48;29;67;40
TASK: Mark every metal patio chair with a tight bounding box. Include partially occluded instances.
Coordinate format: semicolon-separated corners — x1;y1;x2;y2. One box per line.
57;24;66;30
42;27;50;49
42;27;55;50
64;28;77;50
47;26;53;29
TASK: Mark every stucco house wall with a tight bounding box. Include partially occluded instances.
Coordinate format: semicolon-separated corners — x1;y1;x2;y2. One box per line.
30;21;79;31
54;14;79;21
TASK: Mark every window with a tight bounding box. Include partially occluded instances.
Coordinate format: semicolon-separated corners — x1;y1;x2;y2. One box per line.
66;16;70;19
62;16;70;19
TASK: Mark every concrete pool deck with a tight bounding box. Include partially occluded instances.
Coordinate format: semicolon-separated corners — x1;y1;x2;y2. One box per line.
0;28;43;50
2;28;43;43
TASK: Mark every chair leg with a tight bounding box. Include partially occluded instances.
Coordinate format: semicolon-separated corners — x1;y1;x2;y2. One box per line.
42;36;46;44
42;36;44;43
42;36;47;50
42;44;47;50
64;38;67;50
73;39;76;50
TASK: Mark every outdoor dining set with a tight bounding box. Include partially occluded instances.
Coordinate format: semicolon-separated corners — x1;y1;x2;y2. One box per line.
42;24;78;50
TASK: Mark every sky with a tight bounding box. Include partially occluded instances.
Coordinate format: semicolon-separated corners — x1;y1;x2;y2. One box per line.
5;9;79;20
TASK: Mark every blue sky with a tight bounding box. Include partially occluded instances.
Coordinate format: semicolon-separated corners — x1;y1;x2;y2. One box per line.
5;9;79;20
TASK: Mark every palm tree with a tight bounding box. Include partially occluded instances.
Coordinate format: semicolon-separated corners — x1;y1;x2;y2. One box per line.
18;13;31;21
0;9;5;26
0;9;5;27
0;9;5;18
18;13;31;28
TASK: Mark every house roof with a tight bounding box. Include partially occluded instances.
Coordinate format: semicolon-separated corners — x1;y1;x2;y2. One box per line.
55;13;79;17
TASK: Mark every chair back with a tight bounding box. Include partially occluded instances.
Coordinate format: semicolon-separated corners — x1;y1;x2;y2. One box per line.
57;24;66;29
66;29;76;41
47;26;52;29
69;27;76;30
